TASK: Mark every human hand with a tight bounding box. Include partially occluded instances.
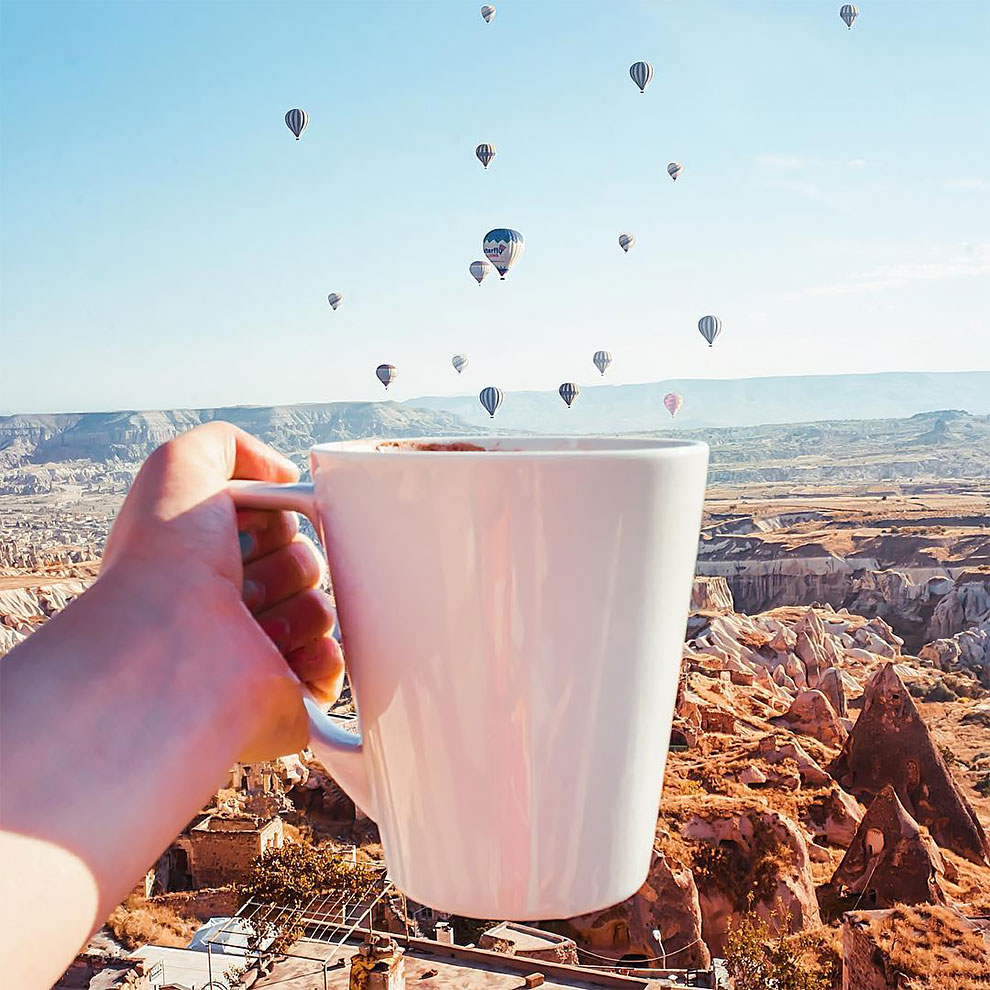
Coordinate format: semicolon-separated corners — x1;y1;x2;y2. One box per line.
102;421;343;760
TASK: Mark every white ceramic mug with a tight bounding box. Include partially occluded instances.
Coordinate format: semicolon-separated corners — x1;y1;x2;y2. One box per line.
230;435;708;919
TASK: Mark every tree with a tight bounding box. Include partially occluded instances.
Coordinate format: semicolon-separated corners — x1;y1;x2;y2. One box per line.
237;843;381;951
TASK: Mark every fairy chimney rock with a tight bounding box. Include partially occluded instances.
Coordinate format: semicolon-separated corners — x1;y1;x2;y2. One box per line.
818;666;847;719
829;663;990;864
830;785;947;908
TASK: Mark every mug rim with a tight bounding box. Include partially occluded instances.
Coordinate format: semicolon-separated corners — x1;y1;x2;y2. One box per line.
311;435;709;458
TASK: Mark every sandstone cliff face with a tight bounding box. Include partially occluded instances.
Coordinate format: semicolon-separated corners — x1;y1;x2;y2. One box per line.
829;664;990;864
0;404;483;467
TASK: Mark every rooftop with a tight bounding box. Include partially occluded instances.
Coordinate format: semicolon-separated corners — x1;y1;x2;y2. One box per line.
254;935;706;990
482;922;575;953
192;814;271;833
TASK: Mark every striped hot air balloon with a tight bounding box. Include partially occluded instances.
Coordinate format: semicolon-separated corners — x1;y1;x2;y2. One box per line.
480;386;503;418
698;315;722;347
452;354;468;374
483;228;525;279
285;108;309;140
376;364;397;389
618;232;635;253
327;293;342;311
469;259;491;285
593;350;612;376
839;4;858;29
559;383;580;409
667;162;683;181
475;143;496;169
663;392;683;418
629;61;654;94
481;4;495;23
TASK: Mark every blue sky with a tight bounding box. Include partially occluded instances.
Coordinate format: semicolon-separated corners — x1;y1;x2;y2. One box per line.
2;0;988;414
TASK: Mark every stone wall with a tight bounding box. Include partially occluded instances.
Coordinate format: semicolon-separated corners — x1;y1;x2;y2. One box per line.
150;886;243;922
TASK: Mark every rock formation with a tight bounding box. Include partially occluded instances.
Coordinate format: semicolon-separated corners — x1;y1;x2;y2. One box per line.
757;735;831;787
0;581;90;653
690;576;734;614
817;666;847;718
829;785;947;908
923;571;990;687
829;663;990;864
558;842;710;969
802;786;863;848
769;689;847;746
683;808;820;954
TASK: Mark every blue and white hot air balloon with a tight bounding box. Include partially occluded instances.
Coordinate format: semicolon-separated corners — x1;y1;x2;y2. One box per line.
376;364;397;389
483;228;525;279
559;383;580;408
629;61;654;94
470;259;492;285
479;386;503;418
618;233;635;253
452;354;469;374
285;108;309;140
481;4;495;24
667;162;683;181
839;4;858;29
327;293;342;311
593;350;612;376
698;315;722;348
476;143;496;169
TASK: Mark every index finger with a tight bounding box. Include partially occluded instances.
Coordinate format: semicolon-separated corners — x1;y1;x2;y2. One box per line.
193;421;300;484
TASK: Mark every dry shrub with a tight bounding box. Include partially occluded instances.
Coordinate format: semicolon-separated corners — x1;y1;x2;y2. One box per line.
725;911;840;990
689;815;794;911
867;904;990;987
105;895;197;949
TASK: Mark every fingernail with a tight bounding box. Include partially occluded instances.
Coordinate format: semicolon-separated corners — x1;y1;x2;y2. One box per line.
259;615;290;647
238;531;256;560
242;579;265;611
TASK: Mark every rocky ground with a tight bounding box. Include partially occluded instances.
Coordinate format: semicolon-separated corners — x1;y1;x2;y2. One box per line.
3;411;989;987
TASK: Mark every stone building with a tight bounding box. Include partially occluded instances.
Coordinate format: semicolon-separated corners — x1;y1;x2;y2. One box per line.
159;814;284;890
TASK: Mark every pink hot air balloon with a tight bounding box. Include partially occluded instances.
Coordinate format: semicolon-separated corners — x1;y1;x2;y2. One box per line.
663;392;682;418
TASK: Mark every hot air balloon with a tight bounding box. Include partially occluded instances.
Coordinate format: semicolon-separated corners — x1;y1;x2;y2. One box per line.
469;259;491;285
618;232;635;253
593;350;613;376
663;392;682;418
376;364;397;389
452;354;469;374
667;162;683;181
480;386;503;418
483;228;525;279
698;315;722;347
327;293;342;311
559;383;580;409
285;109;309;140
839;4;858;29
629;61;654;94
481;4;495;23
475;143;496;169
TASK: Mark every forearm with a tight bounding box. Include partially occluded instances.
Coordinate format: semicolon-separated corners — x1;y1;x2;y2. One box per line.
0;566;281;987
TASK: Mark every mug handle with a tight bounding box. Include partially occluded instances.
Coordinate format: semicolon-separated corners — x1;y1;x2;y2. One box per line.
228;479;375;819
